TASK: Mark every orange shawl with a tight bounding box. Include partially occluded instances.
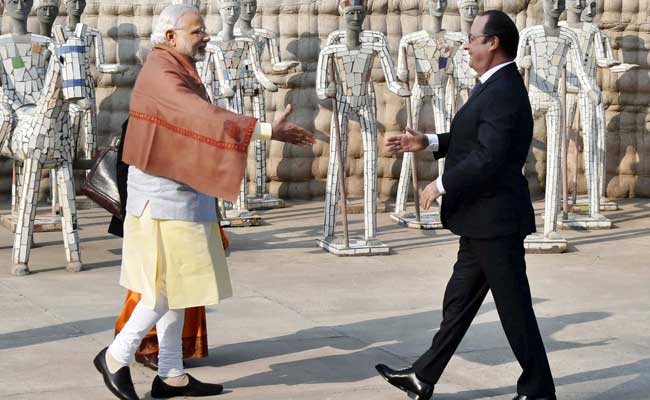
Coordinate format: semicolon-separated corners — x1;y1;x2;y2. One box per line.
122;45;257;202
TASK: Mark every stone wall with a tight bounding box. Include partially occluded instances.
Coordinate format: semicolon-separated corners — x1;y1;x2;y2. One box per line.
1;0;648;201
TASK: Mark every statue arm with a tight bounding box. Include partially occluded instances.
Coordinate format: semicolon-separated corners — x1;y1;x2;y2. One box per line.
248;42;278;92
397;35;411;82
316;48;335;99
92;30;106;68
377;41;410;96
515;29;532;73
264;30;282;66
595;30;619;67
568;33;601;103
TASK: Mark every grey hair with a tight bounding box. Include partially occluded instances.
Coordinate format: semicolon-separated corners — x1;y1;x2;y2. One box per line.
151;4;199;45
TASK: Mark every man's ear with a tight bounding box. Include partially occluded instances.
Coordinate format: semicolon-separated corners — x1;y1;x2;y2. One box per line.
165;30;175;45
489;35;500;53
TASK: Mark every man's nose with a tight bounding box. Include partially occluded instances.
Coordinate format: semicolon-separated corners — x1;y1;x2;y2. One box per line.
463;40;470;50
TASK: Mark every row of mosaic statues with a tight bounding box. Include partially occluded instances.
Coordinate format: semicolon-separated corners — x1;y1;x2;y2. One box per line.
0;0;636;274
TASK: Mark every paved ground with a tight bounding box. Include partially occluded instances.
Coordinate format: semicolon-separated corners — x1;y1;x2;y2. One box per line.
0;198;649;400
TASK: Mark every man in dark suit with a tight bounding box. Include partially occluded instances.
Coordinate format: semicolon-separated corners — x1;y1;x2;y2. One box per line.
375;10;556;400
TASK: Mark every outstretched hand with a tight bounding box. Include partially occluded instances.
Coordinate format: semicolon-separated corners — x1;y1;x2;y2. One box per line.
271;105;316;146
385;127;428;154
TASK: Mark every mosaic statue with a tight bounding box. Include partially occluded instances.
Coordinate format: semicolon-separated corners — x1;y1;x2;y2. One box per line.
2;0;55;226
201;0;277;226
316;0;410;255
63;0;126;162
580;0;628;210
450;0;479;107
557;0;617;228
0;20;92;275
36;0;60;37
235;0;299;209
392;0;464;228
516;0;601;251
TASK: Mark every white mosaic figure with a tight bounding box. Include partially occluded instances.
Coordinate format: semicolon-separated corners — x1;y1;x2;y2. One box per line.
1;0;55;220
582;0;622;203
516;0;601;243
236;0;298;204
449;0;479;108
559;0;615;224
202;0;276;221
317;0;410;245
0;24;92;275
62;0;126;162
393;0;463;216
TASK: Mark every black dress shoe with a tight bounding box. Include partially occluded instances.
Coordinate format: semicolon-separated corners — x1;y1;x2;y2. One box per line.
93;347;139;400
150;374;224;398
375;364;433;400
513;395;557;400
135;353;158;371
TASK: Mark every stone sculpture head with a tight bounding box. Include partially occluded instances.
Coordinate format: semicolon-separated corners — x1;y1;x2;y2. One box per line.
582;0;596;22
542;0;565;21
427;0;448;18
36;0;60;30
65;0;86;17
458;0;479;23
219;0;241;28
152;4;209;62
5;0;34;23
567;0;585;16
339;0;366;32
240;0;257;24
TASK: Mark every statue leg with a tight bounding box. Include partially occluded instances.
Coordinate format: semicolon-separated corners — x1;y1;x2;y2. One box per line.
543;101;563;238
252;93;267;197
433;88;449;179
579;94;599;217
12;158;42;276
565;93;578;203
359;104;378;241
395;85;423;213
231;90;248;212
323;100;350;239
595;100;607;198
83;100;98;161
56;161;82;272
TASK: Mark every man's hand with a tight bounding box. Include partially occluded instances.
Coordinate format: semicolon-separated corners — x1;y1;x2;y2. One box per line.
271;105;316;146
421;180;442;210
385;127;428;154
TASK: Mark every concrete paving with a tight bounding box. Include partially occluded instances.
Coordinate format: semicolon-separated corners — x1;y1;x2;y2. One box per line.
0;199;648;400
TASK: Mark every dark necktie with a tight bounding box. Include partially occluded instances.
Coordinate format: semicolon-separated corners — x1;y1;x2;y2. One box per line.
470;81;483;97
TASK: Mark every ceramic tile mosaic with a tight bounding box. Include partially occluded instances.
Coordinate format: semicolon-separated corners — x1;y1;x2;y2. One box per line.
394;30;463;215
0;26;91;274
317;29;406;243
516;25;595;240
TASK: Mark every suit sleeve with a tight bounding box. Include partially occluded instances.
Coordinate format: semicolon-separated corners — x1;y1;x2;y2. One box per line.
433;132;450;160
440;91;515;196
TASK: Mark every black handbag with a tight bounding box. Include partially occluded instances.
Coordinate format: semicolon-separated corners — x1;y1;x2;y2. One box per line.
80;147;122;219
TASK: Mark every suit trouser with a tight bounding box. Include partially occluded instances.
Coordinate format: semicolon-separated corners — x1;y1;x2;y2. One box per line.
413;235;555;396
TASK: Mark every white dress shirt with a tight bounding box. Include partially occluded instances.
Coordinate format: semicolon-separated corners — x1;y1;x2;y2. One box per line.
424;60;515;195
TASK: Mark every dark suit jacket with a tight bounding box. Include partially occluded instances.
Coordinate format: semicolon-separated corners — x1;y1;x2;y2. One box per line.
434;63;536;239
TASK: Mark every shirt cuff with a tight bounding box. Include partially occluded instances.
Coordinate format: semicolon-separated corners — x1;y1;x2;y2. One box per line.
436;177;446;195
252;122;273;141
425;134;439;152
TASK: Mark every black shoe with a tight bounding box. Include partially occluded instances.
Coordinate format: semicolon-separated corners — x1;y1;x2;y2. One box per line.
150;374;224;398
135;353;158;371
513;395;557;400
375;364;433;400
93;347;139;400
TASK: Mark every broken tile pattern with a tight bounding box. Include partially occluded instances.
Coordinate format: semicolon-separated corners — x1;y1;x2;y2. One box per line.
317;30;404;241
236;27;283;198
200;36;261;214
394;30;463;214
516;25;595;239
560;21;605;220
0;29;90;271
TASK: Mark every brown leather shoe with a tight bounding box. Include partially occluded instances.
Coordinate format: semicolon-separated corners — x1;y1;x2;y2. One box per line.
135;353;158;371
